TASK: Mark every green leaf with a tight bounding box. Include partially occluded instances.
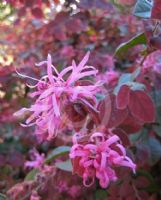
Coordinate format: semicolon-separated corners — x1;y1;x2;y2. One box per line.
118;68;141;84
114;68;144;94
130;129;148;143
153;126;161;137
94;189;108;200
130;82;146;91
55;159;73;172
131;67;141;80
114;73;132;94
148;137;161;165
45;146;71;164
118;74;132;85
133;0;153;18
0;194;7;200
136;169;154;182
96;93;106;101
25;168;39;181
115;32;147;56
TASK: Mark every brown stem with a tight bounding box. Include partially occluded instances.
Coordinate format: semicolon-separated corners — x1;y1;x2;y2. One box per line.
132;182;143;200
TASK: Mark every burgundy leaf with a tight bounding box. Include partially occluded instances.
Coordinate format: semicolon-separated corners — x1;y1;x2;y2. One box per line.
151;0;161;19
98;94;112;128
0;155;6;167
112;128;130;146
116;85;130;109
53;27;67;41
108;95;128;128
129;90;155;123
150;35;161;50
18;7;26;17
31;7;44;19
143;20;153;45
118;113;143;134
65;18;87;33
25;0;35;7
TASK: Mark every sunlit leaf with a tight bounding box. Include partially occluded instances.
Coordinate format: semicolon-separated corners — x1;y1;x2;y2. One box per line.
133;0;153;18
115;33;147;56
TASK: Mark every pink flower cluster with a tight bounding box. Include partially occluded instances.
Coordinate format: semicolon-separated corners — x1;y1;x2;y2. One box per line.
70;132;136;188
25;148;45;169
14;52;136;189
14;52;102;140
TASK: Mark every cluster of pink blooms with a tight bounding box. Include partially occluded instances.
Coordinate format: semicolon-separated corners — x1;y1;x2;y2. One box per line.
25;148;45;169
142;50;161;75
70;132;136;188
14;52;102;140
15;52;136;189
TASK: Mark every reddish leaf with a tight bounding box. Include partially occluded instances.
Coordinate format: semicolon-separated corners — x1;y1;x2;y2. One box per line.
53;0;59;4
136;143;150;165
118;114;143;134
134;176;150;189
78;98;100;125
18;7;26;17
31;7;44;19
150;35;161;50
151;0;161;19
108;95;128;128
119;181;133;198
129;90;155;123
143;20;153;44
63;102;87;131
0;155;6;167
53;27;67;41
65;18;87;33
112;128;130;146
98;94;112;128
116;85;130;109
25;0;35;7
64;102;87;122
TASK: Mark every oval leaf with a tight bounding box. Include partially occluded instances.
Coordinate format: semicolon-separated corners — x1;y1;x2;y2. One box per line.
31;7;44;19
115;32;147;56
108;95;128;128
148;137;161;165
118;113;143;134
129;90;155;122
133;0;153;18
0;194;7;200
25;168;39;181
55;159;73;172
151;0;161;19
116;85;130;109
46;146;71;164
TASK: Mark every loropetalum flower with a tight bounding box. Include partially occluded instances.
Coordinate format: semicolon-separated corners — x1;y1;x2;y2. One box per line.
70;132;136;188
14;52;102;140
25;148;45;169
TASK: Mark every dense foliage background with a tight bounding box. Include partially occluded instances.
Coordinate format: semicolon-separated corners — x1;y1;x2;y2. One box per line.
0;0;161;199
